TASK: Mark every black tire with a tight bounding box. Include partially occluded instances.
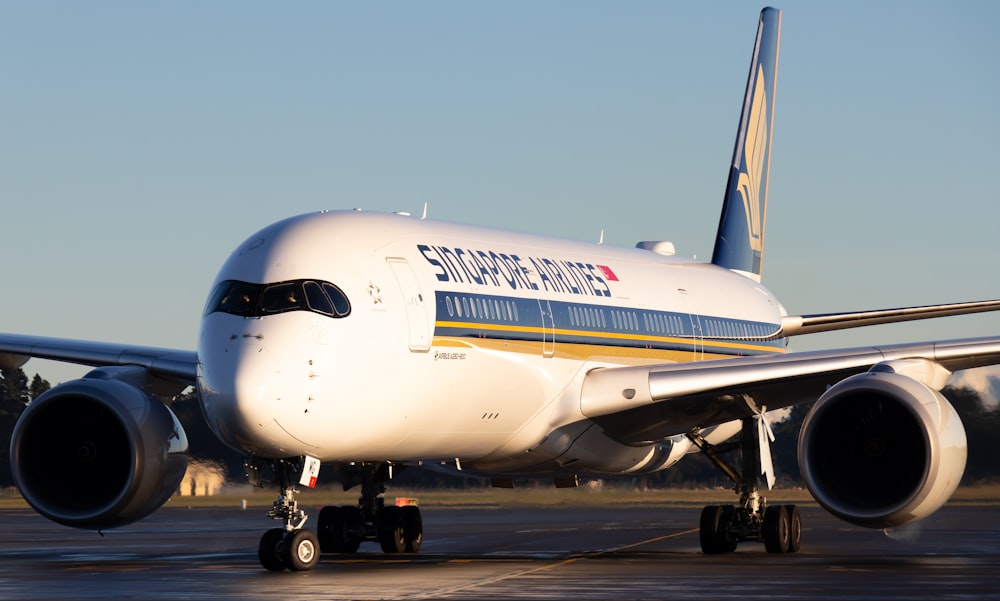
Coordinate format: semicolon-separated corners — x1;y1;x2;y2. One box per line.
283;529;320;571
784;504;801;553
339;505;364;553
318;505;364;554
318;506;344;553
402;505;423;553
762;505;790;553
720;505;738;552
258;528;287;572
377;506;406;553
699;505;733;554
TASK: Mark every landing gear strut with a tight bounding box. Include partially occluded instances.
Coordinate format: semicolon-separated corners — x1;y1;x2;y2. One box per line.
688;418;801;554
254;457;321;572
317;462;423;556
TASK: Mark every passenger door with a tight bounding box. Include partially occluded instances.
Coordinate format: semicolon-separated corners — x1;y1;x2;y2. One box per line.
387;258;431;352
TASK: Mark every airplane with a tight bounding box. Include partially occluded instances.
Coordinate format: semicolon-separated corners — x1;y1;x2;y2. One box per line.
3;6;1000;572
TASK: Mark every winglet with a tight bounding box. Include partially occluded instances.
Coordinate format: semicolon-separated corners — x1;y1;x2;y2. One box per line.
711;7;781;282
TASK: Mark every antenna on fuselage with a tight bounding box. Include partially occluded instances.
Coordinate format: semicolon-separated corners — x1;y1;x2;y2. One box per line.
599;229;605;244
421;202;428;220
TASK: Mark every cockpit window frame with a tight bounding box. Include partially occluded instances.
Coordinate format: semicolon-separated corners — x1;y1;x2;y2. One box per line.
303;280;335;316
259;282;304;315
205;279;352;319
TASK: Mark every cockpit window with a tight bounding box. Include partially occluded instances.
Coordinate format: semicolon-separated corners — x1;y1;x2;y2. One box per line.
324;283;351;316
260;282;303;314
303;281;334;315
207;281;259;317
205;279;351;319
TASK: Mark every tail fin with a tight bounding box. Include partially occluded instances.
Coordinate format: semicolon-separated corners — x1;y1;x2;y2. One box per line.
711;7;781;282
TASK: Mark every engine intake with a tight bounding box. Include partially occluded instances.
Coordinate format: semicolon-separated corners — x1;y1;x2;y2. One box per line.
798;367;966;528
10;371;188;529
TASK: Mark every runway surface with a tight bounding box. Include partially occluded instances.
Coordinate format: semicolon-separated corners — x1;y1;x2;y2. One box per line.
1;501;998;600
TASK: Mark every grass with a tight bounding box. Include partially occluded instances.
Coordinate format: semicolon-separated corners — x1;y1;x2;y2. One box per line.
160;485;818;510
3;483;997;511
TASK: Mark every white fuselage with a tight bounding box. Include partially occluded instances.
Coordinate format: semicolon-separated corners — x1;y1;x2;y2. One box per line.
196;210;786;476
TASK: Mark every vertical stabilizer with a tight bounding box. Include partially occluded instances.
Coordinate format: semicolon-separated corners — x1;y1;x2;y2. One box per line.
710;7;781;282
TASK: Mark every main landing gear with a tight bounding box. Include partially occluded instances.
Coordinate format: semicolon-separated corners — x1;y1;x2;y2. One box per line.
251;459;424;572
317;463;423;555
687;417;802;555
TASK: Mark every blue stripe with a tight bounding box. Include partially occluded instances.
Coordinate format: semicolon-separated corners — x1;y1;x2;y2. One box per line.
433;291;784;356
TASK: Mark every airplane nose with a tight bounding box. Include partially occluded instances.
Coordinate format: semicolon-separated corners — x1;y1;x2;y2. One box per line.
199;340;267;452
197;321;307;457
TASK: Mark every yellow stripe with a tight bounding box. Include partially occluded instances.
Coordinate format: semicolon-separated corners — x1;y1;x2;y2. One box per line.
434;320;782;355
435;337;543;356
433;337;780;363
437;320;539;335
411;527;699;597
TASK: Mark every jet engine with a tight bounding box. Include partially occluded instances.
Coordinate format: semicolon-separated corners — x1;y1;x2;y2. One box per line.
798;363;966;529
10;371;188;529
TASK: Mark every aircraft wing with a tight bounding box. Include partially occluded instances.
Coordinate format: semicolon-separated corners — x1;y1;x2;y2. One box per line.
0;333;198;384
581;336;1000;445
779;300;1000;337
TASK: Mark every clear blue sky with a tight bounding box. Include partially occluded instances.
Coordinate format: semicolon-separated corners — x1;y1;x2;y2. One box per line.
2;1;998;391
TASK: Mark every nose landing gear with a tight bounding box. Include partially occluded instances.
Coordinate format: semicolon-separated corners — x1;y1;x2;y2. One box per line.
250;459;424;572
252;458;321;572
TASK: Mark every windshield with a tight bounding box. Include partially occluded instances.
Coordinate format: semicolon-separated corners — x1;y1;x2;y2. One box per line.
205;279;351;318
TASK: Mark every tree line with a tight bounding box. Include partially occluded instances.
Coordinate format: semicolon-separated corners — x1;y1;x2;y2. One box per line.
1;367;997;489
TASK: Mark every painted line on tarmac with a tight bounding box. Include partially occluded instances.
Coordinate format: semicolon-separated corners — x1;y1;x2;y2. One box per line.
408;528;698;599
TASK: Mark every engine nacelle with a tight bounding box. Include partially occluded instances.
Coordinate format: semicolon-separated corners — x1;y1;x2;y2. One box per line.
798;367;966;529
10;371;188;529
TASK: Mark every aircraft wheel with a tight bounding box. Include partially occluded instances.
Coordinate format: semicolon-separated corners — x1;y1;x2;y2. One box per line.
318;506;343;553
258;528;287;572
762;505;790;553
340;505;364;553
402;505;423;553
699;505;735;554
377;506;406;553
784;504;801;553
720;505;738;552
284;529;320;571
319;505;364;553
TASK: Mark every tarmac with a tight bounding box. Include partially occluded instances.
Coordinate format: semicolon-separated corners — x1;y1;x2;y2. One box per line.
0;501;998;600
